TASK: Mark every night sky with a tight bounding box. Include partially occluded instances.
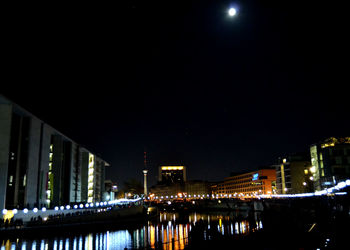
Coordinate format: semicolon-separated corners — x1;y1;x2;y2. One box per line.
2;0;349;187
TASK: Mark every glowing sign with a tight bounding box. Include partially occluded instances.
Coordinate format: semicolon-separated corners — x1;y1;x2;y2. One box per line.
252;173;259;181
161;166;184;170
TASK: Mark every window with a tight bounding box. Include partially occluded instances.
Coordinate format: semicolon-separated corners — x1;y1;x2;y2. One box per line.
335;157;342;165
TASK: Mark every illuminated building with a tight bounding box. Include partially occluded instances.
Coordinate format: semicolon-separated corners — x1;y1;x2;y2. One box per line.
310;137;350;191
104;180;118;201
0;95;109;210
275;153;313;194
149;183;183;198
149;180;211;199
215;169;276;197
150;165;210;198
158;166;187;184
80;151;108;203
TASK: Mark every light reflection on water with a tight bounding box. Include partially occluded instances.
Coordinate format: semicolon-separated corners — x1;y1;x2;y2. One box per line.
1;211;262;250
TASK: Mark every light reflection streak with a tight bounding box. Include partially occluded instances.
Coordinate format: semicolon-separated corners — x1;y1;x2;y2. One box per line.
53;239;57;250
65;238;69;250
1;212;263;250
78;235;83;250
40;239;45;250
31;240;36;250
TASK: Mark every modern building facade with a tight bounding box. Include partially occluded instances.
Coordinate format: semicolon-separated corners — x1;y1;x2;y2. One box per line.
104;180;118;201
310;137;350;191
275;153;313;194
214;169;276;197
0;95;109;210
158;166;187;184
149;180;211;199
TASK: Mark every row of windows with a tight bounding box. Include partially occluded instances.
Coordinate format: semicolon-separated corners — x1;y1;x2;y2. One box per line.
224;186;266;192
331;156;350;165
228;174;257;181
328;148;350;156
219;181;264;188
217;185;267;192
225;179;259;185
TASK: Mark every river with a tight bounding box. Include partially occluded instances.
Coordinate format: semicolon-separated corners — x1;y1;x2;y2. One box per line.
0;211;263;250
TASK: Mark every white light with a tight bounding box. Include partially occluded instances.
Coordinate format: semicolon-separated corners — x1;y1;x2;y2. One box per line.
2;209;8;215
33;208;38;213
13;209;18;214
337;182;346;189
60;206;64;210
346;180;350;186
23;208;28;214
85;204;89;208
66;205;70;210
54;207;59;211
79;204;84;208
41;207;46;212
74;205;78;209
228;7;237;17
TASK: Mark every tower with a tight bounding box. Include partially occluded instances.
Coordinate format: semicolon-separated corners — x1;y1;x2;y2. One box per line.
143;169;148;197
143;151;148;197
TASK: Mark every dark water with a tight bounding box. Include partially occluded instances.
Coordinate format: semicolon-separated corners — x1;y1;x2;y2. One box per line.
1;211;263;250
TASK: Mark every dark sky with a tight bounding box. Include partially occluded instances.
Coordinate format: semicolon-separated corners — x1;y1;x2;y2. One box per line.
2;0;349;187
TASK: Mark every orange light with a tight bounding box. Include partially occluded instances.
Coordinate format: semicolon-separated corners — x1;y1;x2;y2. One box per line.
161;166;184;170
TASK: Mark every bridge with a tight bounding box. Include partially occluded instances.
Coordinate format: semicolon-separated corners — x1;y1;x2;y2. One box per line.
2;179;349;224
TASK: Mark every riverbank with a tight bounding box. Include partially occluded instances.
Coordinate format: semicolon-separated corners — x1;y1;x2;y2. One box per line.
0;205;146;239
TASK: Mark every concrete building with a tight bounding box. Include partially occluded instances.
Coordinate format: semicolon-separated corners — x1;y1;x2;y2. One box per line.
214;169;276;197
275;153;313;194
310;137;350;191
184;180;211;197
158;166;187;184
149;180;211;199
0;95;109;210
150;183;183;198
104;180;118;201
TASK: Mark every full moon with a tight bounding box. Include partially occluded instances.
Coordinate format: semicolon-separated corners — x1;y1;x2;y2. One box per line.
228;8;237;17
